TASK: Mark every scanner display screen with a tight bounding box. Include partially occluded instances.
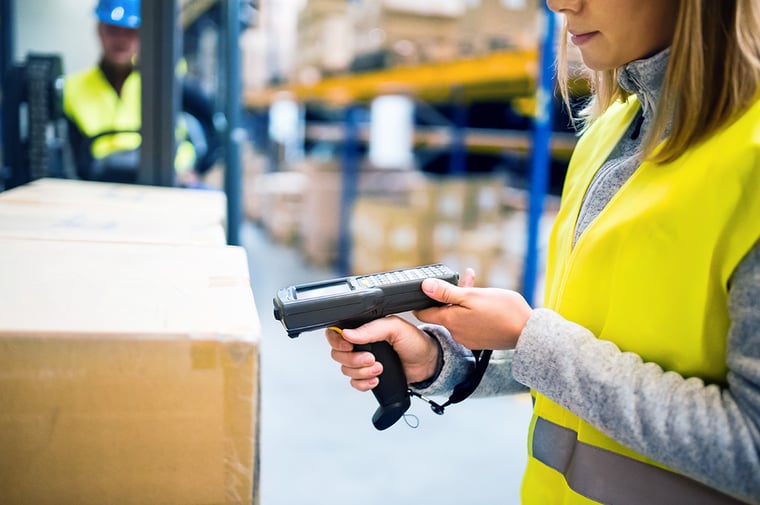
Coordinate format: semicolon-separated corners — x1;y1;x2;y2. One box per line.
295;281;352;300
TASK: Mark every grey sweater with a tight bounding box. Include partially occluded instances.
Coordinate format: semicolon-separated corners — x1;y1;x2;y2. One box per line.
414;50;760;503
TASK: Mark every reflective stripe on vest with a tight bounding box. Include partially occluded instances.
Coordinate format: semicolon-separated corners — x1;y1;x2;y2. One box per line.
533;417;750;505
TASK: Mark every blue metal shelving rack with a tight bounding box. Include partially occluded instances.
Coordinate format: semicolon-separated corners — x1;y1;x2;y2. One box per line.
333;6;559;305
248;5;563;302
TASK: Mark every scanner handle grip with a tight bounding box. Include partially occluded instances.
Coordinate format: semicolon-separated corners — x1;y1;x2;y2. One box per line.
352;341;411;430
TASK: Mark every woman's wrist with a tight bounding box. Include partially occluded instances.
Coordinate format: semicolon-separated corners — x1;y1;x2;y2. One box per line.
409;328;444;388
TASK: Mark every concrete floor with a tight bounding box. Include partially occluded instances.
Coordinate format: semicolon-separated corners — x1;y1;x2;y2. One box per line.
241;222;534;505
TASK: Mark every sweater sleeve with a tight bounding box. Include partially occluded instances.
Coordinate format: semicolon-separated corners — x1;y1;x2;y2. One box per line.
410;324;528;398
511;241;760;503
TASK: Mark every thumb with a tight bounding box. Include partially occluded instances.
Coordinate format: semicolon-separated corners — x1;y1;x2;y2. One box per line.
330;326;370;346
422;278;464;305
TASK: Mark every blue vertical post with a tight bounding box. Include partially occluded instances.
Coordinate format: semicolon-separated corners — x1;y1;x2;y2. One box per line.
1;0;13;91
522;5;556;306
139;0;180;187
337;105;361;276
448;87;468;176
223;0;242;245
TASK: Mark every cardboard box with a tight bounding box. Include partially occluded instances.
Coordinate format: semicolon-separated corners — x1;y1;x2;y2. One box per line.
295;11;355;74
294;159;427;267
290;0;355;81
256;171;308;246
418;173;506;229
416;175;504;261
438;226;520;288
0;238;260;505
350;198;431;274
459;0;542;54
0;178;227;230
351;0;462;65
240;27;271;92
298;165;342;267
0;200;225;246
236;147;270;223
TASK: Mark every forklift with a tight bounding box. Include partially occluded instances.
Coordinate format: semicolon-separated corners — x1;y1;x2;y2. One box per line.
1;53;67;190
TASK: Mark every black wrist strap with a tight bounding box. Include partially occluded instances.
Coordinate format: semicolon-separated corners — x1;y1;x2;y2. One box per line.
409;349;493;415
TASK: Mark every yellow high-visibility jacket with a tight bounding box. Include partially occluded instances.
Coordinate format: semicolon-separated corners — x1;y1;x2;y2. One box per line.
522;95;760;504
63;66;195;181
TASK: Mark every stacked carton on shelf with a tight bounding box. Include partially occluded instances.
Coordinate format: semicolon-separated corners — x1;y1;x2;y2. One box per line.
247;153;555;293
294;159;343;265
250;0;553;94
249;156;428;268
350;197;430;274
297;158;428;267
292;0;466;81
254;170;309;246
417;174;505;260
350;0;464;69
438;201;558;291
292;0;355;83
241;27;271;93
348;171;558;291
349;172;510;275
292;0;543;74
0;178;261;505
459;0;543;55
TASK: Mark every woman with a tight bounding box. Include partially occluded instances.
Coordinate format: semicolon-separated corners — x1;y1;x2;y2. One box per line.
327;0;760;503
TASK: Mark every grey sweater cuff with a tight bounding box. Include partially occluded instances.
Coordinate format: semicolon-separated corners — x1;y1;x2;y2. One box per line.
409;323;475;397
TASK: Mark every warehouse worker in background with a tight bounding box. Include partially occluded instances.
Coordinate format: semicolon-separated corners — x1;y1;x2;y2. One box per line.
327;0;760;503
63;0;213;186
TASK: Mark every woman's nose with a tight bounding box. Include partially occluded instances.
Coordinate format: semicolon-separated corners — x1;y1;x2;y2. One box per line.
546;0;582;14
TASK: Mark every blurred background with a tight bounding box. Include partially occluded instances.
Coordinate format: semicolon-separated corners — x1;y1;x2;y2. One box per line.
0;0;589;503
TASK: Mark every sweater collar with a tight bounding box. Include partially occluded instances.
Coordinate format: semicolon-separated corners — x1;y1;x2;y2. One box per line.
617;48;670;118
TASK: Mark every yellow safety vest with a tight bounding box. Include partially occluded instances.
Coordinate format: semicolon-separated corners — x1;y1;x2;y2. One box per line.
63;66;142;160
522;96;760;504
63;66;195;177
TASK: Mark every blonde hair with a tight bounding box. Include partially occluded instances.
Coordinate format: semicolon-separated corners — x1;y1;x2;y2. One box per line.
557;0;760;163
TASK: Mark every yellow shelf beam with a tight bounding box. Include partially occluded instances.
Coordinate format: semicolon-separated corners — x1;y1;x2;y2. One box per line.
304;124;576;159
244;49;539;107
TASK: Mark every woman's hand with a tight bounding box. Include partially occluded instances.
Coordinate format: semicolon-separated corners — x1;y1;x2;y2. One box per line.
324;267;479;392
413;277;532;351
325;317;440;391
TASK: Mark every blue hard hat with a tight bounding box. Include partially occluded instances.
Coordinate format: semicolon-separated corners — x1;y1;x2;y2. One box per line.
95;0;141;29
